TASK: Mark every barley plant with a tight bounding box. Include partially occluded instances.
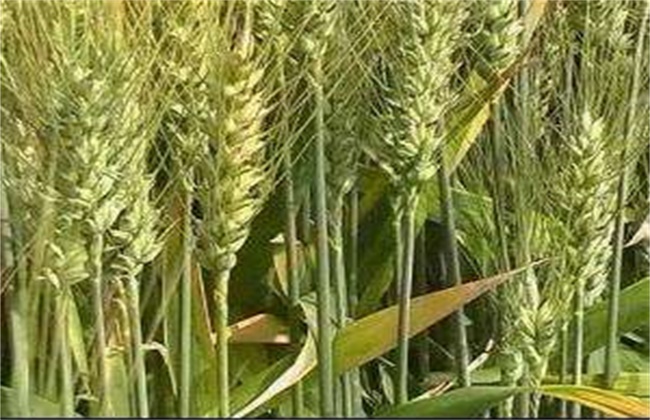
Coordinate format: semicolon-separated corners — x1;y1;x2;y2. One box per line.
1;0;649;419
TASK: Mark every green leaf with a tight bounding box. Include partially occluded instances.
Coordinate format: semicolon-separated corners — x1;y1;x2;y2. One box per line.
545;373;650;398
540;385;650;418
583;278;650;354
229;354;295;416
203;301;317;417
376;386;519;418
0;386;80;418
232;331;317;418
335;265;538;374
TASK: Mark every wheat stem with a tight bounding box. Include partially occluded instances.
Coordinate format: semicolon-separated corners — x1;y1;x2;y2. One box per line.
331;196;353;416
605;0;649;389
348;186;359;318
397;197;417;404
179;185;193;417
127;274;149;418
571;279;585;418
215;268;230;417
438;150;471;389
313;45;335;417
91;232;108;413
59;291;74;417
283;129;304;418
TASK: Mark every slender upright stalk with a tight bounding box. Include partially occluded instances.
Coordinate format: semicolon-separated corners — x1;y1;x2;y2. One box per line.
605;0;648;388
2;180;30;417
490;104;515;418
396;198;418;404
179;186;193;417
413;231;430;384
127;274;149;418
331;197;352;416
559;326;569;417
283;139;304;417
438;151;471;388
392;210;404;308
301;189;312;244
215;268;231;417
312;45;334;417
347;186;363;415
348;186;359;317
571;279;585;418
10;287;30;417
91;232;108;414
59;293;74;417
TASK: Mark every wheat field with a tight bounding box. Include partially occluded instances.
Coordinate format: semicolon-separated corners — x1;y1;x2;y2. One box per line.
1;0;649;418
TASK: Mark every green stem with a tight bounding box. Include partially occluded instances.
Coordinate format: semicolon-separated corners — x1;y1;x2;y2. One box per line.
397;199;417;405
571;279;585;418
605;0;648;389
2;126;30;418
347;186;363;416
91;232;108;414
59;292;74;417
179;187;193;417
559;325;569;417
301;188;312;245
438;151;471;388
284;145;304;417
10;297;30;417
347;186;359;318
313;47;334;416
413;231;430;384
215;267;231;417
128;274;149;418
332;196;352;417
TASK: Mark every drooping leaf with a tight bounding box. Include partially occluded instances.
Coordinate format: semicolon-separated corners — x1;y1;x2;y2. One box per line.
540;385;650;418
544;373;650;398
228;354;295;416
232;332;317;418
335;265;539;375
376;386;519;418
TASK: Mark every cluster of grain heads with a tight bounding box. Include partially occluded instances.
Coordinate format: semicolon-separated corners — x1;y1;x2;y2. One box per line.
190;2;272;417
1;0;162;416
363;0;467;405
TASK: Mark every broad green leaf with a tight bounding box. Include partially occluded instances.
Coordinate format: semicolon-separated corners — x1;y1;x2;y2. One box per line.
228;354;295;416
583;278;650;354
376;386;519;418
335;265;537;375
232;332;317;418
1;386;81;418
540;385;650;418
